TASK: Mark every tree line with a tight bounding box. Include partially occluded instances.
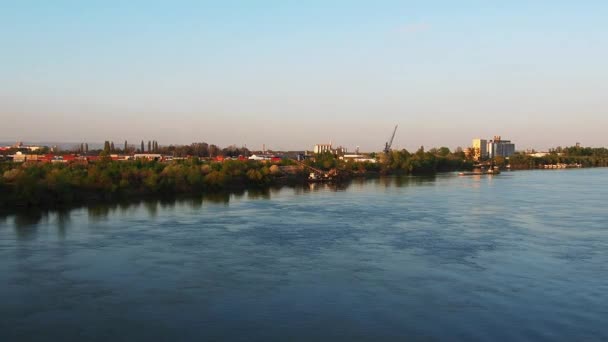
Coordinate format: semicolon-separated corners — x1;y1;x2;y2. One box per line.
307;146;471;175
84;141;250;157
0;141;251;158
0;158;297;208
508;146;608;170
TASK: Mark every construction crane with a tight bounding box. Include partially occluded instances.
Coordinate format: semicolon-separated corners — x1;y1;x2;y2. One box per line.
383;125;398;154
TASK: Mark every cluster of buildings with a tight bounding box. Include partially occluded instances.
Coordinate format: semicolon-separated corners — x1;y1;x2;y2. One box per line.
312;143;376;163
11;152;96;163
7;152;176;163
0;142;46;152
3;138;525;165
6;151;288;164
469;136;516;161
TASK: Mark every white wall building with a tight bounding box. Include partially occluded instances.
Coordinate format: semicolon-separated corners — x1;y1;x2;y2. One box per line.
134;154;162;160
340;154;376;163
248;154;272;161
313;144;332;154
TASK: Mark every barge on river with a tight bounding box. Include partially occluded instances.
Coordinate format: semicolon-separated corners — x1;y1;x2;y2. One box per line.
459;167;501;176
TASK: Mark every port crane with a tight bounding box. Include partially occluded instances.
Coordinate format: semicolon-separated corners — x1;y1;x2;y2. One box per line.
383;125;398;154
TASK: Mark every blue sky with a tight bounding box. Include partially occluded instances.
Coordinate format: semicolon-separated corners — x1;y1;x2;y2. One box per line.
1;1;607;151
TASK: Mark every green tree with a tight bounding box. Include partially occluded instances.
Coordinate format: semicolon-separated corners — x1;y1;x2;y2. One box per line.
209;144;220;157
494;156;506;168
437;147;451;156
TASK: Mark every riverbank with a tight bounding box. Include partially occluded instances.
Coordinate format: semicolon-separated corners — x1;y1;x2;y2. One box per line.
1;166;603;219
0;153;472;209
2;157;604;211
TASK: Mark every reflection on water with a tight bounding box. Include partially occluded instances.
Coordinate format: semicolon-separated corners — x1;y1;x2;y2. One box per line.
13;209;46;229
1;179;399;227
1;170;607;341
88;204;112;221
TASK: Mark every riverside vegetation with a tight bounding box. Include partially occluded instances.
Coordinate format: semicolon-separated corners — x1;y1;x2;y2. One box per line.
2;144;606;209
507;146;608;169
0;146;471;208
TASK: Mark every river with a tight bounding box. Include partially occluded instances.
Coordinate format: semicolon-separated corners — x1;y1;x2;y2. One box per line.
1;169;607;341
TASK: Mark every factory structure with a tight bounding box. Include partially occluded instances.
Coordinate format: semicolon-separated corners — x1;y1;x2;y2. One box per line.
313;143;348;155
470;136;516;161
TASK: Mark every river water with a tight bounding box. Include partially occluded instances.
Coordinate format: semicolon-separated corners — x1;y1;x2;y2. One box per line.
1;169;607;341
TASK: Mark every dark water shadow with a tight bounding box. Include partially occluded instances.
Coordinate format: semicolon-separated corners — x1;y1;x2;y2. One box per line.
0;176;439;229
55;209;71;238
247;188;271;200
11;209;49;240
380;175;437;188
88;204;112;221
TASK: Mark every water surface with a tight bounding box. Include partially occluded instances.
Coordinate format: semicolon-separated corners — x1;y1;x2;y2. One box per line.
1;170;607;341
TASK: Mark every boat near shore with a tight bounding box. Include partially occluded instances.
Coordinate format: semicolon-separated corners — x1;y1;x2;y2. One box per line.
459;167;501;176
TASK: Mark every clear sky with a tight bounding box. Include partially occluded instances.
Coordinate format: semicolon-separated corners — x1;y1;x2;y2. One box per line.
1;0;607;151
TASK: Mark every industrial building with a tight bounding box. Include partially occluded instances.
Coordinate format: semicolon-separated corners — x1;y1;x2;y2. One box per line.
313;143;347;155
313;144;332;154
487;136;515;158
471;136;516;160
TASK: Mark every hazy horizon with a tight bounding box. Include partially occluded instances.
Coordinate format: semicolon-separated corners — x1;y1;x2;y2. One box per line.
0;138;602;154
2;1;607;151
